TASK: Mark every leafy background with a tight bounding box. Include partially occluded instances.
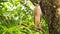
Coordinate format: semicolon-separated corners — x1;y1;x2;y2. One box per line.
0;0;49;34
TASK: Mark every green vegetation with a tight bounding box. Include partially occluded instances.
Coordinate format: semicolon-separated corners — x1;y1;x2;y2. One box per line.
0;0;49;34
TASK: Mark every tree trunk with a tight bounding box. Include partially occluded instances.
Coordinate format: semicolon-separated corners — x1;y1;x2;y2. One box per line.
40;0;60;34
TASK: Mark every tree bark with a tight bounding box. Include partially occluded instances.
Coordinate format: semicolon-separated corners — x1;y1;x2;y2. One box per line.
40;0;60;34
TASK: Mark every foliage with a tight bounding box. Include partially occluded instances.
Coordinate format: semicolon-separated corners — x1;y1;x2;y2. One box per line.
0;0;49;34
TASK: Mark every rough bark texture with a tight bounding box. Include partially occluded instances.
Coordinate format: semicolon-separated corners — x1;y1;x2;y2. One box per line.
41;0;60;34
30;0;60;34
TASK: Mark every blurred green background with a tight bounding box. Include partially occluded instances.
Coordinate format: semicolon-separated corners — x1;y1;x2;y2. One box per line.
0;0;49;34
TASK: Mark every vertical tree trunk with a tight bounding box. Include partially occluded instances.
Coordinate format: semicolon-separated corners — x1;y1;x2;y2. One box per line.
40;0;60;34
